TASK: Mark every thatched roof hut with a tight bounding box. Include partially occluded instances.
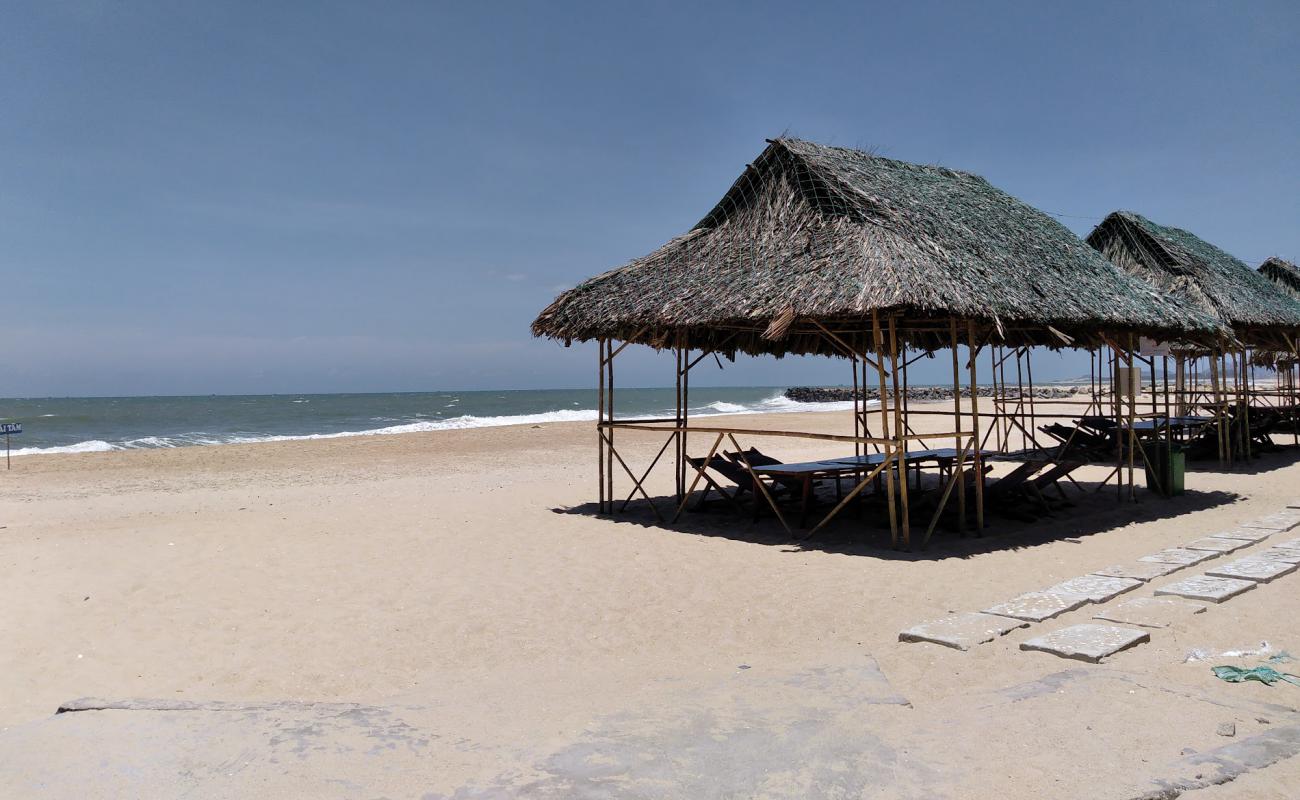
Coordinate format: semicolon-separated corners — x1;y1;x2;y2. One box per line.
1086;212;1300;348
1259;257;1300;300
1255;257;1300;366
533;139;1224;355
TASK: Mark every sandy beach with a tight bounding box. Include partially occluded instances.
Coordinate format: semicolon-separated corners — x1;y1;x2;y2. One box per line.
3;402;1300;798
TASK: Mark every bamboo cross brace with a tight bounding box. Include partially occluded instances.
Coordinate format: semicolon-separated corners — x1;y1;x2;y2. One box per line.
602;329;648;365
1094;465;1121;492
922;438;975;549
807;453;894;537
1001;408;1046;451
809;320;886;373
619;432;677;512
671;432;726;523
601;431;665;523
727;434;791;536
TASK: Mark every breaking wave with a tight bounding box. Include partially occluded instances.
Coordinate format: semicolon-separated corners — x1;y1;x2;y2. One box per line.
6;391;872;456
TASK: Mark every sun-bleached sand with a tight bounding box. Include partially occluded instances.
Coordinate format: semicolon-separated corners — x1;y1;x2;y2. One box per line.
3;402;1300;797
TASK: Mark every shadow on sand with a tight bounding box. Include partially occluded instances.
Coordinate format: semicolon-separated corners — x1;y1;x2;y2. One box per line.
550;450;1300;560
1185;444;1300;476
555;485;1244;561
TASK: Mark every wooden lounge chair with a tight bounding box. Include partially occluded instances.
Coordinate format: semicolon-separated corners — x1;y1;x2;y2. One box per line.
724;447;782;467
686;455;792;510
725;447;830;495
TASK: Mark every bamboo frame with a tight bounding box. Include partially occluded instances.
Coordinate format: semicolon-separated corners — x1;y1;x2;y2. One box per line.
590;313;1220;553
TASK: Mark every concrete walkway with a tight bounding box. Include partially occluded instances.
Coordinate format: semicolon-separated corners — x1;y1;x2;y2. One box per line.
4;660;1300;799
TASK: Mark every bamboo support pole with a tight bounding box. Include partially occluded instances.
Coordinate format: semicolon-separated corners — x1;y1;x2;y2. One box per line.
873;312;899;548
852;353;861;460
682;345;690;495
674;344;683;502
950;318;966;534
967;320;984;533
598;339;607;513
607;339;616;506
888;316;910;549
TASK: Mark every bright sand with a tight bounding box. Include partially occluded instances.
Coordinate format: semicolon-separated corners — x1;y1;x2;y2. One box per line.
3;402;1300;797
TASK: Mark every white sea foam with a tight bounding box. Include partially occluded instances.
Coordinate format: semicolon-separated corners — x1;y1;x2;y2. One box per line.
4;439;117;456
703;401;749;413
6;391;874;456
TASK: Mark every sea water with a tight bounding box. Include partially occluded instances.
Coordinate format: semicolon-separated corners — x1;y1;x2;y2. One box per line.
0;388;861;456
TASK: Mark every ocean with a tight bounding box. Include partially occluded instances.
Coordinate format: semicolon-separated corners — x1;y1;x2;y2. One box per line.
0;387;858;456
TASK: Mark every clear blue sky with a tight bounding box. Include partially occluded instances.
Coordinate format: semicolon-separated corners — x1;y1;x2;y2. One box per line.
4;1;1297;397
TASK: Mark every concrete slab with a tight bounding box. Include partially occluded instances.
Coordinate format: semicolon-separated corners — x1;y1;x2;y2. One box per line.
1205;556;1300;583
5;665;1299;799
899;612;1028;651
1043;575;1142;603
1183;536;1254;553
1261;547;1300;564
1091;561;1184;581
1139;548;1218;566
1211;527;1273;543
1271;537;1300;551
983;591;1091;622
1155;575;1257;603
1092;596;1207;629
1019;624;1150;663
1239;511;1300;532
1141;724;1300;797
0;661;915;800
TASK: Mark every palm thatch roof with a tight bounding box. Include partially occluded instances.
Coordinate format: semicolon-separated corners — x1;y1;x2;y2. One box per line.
1086;212;1300;348
1255;257;1300;365
1259;257;1300;300
533;139;1224;356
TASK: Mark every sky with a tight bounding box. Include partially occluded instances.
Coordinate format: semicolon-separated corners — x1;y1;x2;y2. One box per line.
3;1;1297;397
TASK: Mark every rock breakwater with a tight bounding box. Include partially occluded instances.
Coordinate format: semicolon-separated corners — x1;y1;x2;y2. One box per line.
784;385;1085;403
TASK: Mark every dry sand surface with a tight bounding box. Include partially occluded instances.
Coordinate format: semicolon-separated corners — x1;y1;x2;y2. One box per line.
3;401;1300;798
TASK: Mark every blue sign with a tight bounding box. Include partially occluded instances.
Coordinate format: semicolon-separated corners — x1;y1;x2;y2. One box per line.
0;423;20;434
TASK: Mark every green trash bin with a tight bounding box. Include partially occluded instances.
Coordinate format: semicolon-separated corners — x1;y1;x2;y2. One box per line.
1144;442;1185;497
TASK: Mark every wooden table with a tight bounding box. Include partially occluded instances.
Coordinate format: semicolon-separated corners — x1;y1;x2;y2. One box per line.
749;460;866;527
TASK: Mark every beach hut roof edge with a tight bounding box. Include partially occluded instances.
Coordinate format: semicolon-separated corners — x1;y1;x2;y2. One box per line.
532;138;1225;356
1259;256;1300;300
1086;212;1300;337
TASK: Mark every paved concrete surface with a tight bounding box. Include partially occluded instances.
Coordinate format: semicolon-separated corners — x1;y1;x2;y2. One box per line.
1136;724;1300;799
1141;548;1219;566
1211;528;1274;543
6;666;1300;800
1260;547;1300;564
1044;575;1142;603
1241;512;1300;532
1020;624;1150;663
1094;597;1207;630
1156;575;1257;603
1183;537;1254;553
898;612;1027;650
983;591;1089;622
1092;561;1185;581
1206;557;1299;584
